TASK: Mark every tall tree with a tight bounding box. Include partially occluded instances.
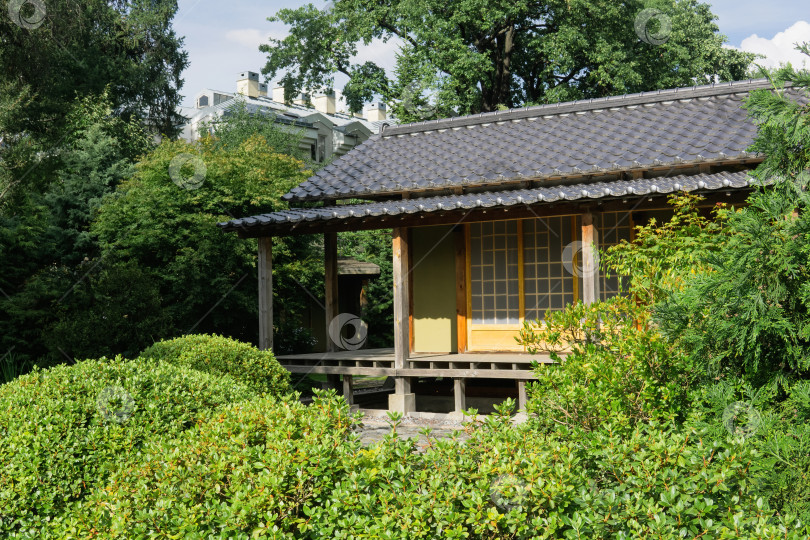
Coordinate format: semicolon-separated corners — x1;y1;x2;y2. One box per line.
0;0;188;141
261;0;754;120
657;47;810;386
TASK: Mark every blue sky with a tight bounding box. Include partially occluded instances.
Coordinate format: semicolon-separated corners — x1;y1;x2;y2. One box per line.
174;0;810;106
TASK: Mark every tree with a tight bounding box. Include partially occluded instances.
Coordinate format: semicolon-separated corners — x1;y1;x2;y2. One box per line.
261;0;754;120
91;136;317;351
656;46;810;386
0;0;188;140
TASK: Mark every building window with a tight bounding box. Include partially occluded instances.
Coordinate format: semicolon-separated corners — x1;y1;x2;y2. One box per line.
523;216;579;321
197;95;209;107
469;221;520;324
596;211;632;300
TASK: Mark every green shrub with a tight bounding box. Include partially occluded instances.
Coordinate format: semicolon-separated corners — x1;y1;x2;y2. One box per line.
140;333;290;395
685;378;810;525
518;296;694;433
0;357;255;537
60;390;354;538
51;394;806;539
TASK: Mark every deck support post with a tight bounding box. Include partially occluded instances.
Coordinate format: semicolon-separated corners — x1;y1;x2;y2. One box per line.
453;378;466;414
389;227;415;414
342;375;354;406
517;380;527;411
325;231;339;351
581;214;601;305
258;237;273;351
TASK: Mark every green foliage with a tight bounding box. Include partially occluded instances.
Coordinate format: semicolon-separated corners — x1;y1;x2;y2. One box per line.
339;229;394;347
0;0;188;140
262;0;754;118
201;98;308;162
91;135;316;348
518;297;693;433
39;391;804;539
0;357;256;537
602;193;728;304
657;57;810;385
140;334;291;396
683;378;810;524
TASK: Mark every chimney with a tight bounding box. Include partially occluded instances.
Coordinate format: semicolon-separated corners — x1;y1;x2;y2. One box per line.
364;102;387;121
258;83;268;97
272;85;286;103
236;71;260;98
293;92;311;107
313;89;336;115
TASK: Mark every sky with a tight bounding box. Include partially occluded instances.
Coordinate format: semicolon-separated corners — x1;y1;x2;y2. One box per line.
174;0;810;107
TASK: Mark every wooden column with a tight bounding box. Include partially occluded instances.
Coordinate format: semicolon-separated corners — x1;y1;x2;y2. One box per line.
324;232;339;351
517;380;527;411
453;378;466;413
453;226;467;353
390;227;415;413
581;213;601;305
258;237;273;351
343;375;354;406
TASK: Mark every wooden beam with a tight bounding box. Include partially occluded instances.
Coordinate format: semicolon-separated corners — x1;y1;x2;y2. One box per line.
517;380;527;411
581;213;601;304
391;227;415;412
342;375;354;405
257;237;273;351
324;232;339;351
392;227;410;367
453;378;466;413
408;228;414;354
453;227;467;353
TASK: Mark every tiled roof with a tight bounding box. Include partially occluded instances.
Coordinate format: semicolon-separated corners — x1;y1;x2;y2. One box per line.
283;79;777;203
220;170;752;235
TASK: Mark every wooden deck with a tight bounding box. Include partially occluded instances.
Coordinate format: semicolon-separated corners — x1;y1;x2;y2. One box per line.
275;348;557;379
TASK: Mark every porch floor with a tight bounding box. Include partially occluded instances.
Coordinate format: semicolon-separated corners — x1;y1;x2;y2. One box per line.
276;347;556;379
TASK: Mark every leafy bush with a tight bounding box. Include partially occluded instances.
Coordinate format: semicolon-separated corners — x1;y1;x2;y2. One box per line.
0;357;255;537
518;297;694;433
140;334;290;395
51;395;806;539
685;378;810;525
59;390;354;538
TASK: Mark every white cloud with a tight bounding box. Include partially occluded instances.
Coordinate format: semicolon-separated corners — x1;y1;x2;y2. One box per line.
739;21;810;69
224;28;271;49
354;37;402;75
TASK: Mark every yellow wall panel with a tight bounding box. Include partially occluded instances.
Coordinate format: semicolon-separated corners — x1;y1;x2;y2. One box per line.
412;226;457;352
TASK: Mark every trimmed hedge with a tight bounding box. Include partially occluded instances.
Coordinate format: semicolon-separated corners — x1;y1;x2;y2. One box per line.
54;395;807;539
140;334;290;395
0;357;255;537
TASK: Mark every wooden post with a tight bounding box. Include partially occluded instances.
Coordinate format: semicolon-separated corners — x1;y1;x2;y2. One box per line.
454;226;467;353
258;237;273;351
324;232;339;351
581;214;601;305
343;375;354;406
517;380;527;411
453;378;466;413
390;227;415;413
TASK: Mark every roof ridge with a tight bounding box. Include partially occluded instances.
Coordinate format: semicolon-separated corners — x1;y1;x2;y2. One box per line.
382;79;777;137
